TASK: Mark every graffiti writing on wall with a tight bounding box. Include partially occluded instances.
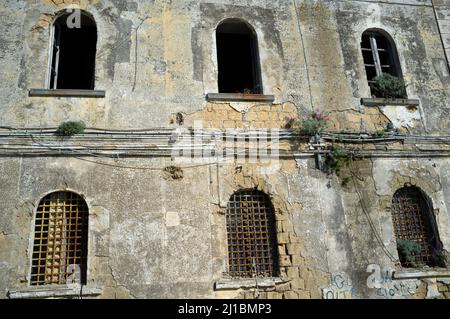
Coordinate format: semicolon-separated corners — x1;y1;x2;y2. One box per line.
322;272;356;299
367;264;419;299
323;265;420;299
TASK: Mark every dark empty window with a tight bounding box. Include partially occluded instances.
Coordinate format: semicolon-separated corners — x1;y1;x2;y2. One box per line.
391;186;444;268
361;30;403;91
49;11;97;90
31;191;89;286
216;19;262;94
226;190;278;277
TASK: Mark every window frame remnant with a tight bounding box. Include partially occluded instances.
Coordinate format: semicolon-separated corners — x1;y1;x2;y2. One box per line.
30;191;89;286
391;186;444;268
216;19;263;95
361;30;403;87
225;189;278;278
47;11;97;90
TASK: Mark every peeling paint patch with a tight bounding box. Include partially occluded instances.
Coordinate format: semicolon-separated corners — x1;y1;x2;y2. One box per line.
379;105;422;131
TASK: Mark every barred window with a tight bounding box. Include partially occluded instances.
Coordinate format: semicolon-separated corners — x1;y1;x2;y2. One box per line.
391;186;444;268
226;190;278;277
361;30;404;97
31;191;89;286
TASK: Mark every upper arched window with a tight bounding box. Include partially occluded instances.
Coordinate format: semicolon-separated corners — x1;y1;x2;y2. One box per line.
225;190;278;277
48;11;97;90
361;30;404;97
216;19;262;94
391;186;444;268
30;191;89;286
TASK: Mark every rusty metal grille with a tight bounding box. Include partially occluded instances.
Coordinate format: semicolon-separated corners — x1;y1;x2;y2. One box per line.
391;187;437;267
226;190;278;277
31;192;89;286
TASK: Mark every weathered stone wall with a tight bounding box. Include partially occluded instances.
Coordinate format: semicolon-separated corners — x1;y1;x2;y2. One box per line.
1;155;449;299
1;0;448;132
324;157;450;299
0;0;450;299
0;156;332;299
433;0;450;72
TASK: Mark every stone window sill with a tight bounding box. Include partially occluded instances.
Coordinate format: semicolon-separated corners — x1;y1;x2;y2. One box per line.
360;97;420;107
214;277;288;290
206;93;275;103
392;268;450;280
29;89;106;98
8;285;102;299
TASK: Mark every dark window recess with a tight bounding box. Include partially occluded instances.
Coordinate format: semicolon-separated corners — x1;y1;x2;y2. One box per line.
30;191;89;286
361;31;402;85
216;20;262;94
49;13;97;90
225;190;278;278
391;186;445;268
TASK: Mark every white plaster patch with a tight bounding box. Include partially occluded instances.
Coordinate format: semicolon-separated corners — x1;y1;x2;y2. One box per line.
90;207;110;232
229;102;255;113
165;211;180;227
426;281;441;299
379;105;421;130
372;159;397;196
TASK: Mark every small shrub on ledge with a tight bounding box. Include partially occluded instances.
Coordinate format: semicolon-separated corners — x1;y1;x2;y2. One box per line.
56;121;86;137
370;73;407;99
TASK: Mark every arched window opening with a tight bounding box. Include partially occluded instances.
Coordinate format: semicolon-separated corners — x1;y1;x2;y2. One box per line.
49;11;97;90
31;191;89;286
391;186;444;268
225;190;278;277
216;19;262;94
361;30;405;97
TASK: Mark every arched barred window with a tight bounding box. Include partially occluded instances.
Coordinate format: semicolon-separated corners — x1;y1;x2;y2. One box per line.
216;19;262;94
226;190;278;277
391;186;444;268
31;191;89;286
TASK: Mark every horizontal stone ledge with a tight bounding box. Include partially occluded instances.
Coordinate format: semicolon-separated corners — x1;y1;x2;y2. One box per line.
206;93;275;103
8;286;102;299
392;269;450;280
361;97;420;107
215;277;288;290
29;89;106;98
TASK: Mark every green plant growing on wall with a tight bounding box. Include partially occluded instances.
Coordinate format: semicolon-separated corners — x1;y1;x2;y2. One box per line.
435;250;448;268
397;239;422;267
325;145;352;174
56;121;86;137
287;109;329;136
370;73;407;99
372;129;386;138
